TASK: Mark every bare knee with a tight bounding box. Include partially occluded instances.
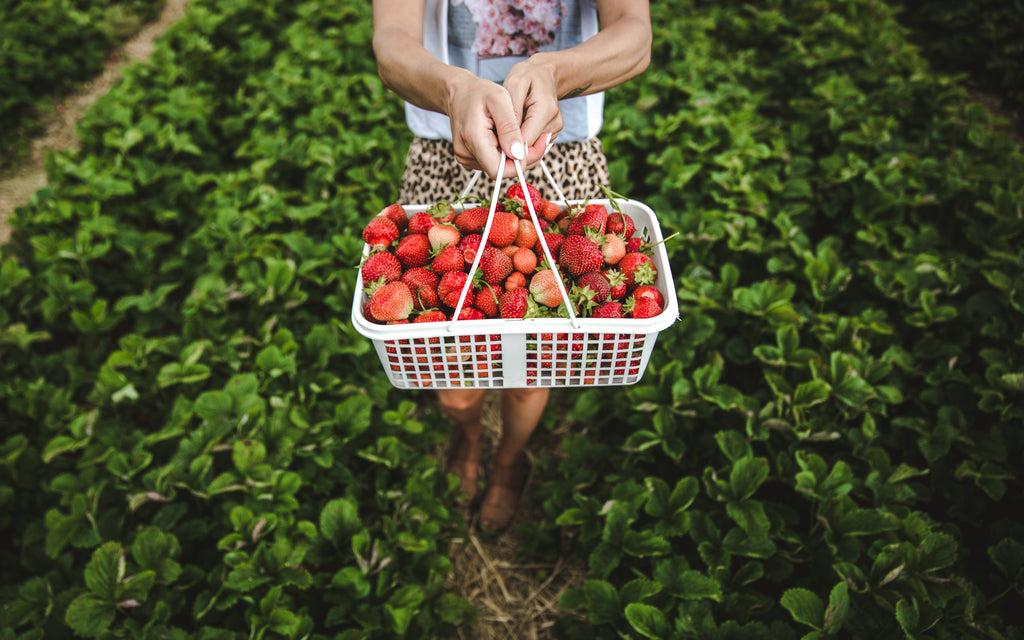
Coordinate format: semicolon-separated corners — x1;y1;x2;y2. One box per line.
501;387;550;406
438;389;487;413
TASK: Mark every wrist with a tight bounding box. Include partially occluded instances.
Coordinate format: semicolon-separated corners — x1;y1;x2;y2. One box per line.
442;67;480;117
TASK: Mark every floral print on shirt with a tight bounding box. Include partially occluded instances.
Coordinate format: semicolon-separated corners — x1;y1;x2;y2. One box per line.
451;0;569;58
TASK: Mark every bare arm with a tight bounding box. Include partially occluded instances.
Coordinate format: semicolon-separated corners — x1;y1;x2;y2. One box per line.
372;0;527;178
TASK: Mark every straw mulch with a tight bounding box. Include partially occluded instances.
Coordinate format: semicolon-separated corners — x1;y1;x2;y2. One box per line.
433;390;589;640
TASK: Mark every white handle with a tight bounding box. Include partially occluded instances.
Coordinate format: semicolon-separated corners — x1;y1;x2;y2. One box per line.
449;154;580;330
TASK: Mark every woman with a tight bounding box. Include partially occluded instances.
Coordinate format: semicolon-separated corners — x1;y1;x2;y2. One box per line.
371;0;651;531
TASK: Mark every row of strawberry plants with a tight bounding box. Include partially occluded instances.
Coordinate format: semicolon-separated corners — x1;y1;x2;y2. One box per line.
524;0;1024;637
1;1;471;638
1;0;1022;639
0;0;166;170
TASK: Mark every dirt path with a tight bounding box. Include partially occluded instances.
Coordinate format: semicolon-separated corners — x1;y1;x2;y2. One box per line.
0;0;190;245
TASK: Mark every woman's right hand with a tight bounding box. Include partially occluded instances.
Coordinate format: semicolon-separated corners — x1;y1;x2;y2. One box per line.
446;72;529;180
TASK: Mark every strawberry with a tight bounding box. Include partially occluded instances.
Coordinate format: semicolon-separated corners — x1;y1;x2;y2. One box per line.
505;271;527;290
380;203;408;232
591;301;624;318
414;310;448;323
514;218;539;248
394;233;431;268
558;234;604;276
480;244;513;285
360;250;402;284
502;244;520;258
362;216;400;250
537;199;562;222
535;231;564;260
431;245;465;274
456;307;487;321
401;267;440;311
499;287;530;318
603;269;628;300
512;246;538;274
567;203;608;235
459;234;483;265
438;271;470;308
427;223;461;251
408;211;438;235
427;201;457;223
454;206;489;234
625;236;646;253
474;283;502;318
625;295;662;319
632;284;664;308
529;269;564;307
618;252;657;287
606;211;635;238
506;182;543;215
485;210;520;247
599;232;626;265
575;271;611;304
369;281;414;322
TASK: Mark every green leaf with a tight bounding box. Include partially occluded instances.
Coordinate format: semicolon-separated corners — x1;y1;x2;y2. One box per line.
730;456;769;501
671;570;722;601
793;380;831;407
320;498;361;542
64;594;115;638
84;542;122;600
781;588;824;630
837;508;898;536
624;603;670;639
824;582;850;631
232;439;267;474
726;499;771;540
988;538;1024;582
582;580;620;625
895;599;919;638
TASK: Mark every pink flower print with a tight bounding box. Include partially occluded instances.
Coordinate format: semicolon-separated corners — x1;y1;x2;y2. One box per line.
467;0;564;58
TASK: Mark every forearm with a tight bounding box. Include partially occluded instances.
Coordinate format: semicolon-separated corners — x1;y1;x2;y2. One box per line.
526;8;651;100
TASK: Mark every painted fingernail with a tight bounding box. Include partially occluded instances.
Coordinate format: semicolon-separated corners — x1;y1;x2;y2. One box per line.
510;141;525;160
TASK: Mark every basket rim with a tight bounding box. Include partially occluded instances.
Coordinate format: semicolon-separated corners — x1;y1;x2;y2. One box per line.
350;197;679;341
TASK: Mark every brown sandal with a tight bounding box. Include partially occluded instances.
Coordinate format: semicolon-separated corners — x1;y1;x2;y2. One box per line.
480;453;529;532
447;430;483;504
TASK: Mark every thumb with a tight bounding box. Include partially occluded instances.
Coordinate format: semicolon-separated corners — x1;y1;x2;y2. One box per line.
493;113;526;163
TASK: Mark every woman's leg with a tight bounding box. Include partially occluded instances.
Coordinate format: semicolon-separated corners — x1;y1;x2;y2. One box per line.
480;387;550;530
438;389;487;502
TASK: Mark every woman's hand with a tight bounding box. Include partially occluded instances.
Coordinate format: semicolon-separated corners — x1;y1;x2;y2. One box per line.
504;56;563;171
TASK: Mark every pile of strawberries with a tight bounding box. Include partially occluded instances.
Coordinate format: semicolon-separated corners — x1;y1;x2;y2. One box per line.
358;182;666;325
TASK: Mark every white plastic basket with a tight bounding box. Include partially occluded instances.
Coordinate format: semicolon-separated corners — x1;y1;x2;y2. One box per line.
351;158;678;389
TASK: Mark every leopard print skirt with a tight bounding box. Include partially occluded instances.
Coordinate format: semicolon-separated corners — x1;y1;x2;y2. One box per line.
398;136;610;205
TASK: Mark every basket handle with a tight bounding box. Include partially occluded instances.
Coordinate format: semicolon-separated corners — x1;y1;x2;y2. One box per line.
449;153;580;330
458;157;569;205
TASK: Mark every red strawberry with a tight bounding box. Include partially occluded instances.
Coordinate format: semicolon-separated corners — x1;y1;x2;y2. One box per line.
431;245;465;274
499;287;530;318
576;271;611;304
438;271;470;308
537;200;562;222
427;201;457;223
414;310;448;323
535;231;564;260
485;211;520;247
369;281;414;322
394;233;431;268
514;218;539;248
632;284;664;308
512;247;537;274
599;232;626;265
480;245;513;285
380;203;408;232
362;216;399;250
567;204;608;235
454;206;489;234
401;267;441;311
360;251;402;284
408;211;437;235
558;235;604;276
505;271;527;290
625;236;645;253
591;301;624;318
603;269;628;300
606;211;635;238
618;252;657;287
475;283;502;318
529;269;565;308
506;182;543;215
459;234;483;265
456;307;487;321
625;295;662;319
427;223;461;251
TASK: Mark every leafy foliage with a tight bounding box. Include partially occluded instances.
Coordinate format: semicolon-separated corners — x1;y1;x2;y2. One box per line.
2;0;1023;638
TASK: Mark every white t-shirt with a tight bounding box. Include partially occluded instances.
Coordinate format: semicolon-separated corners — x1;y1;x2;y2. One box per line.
406;0;604;142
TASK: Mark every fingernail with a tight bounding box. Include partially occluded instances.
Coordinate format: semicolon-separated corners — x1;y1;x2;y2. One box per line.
510;141;525;160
